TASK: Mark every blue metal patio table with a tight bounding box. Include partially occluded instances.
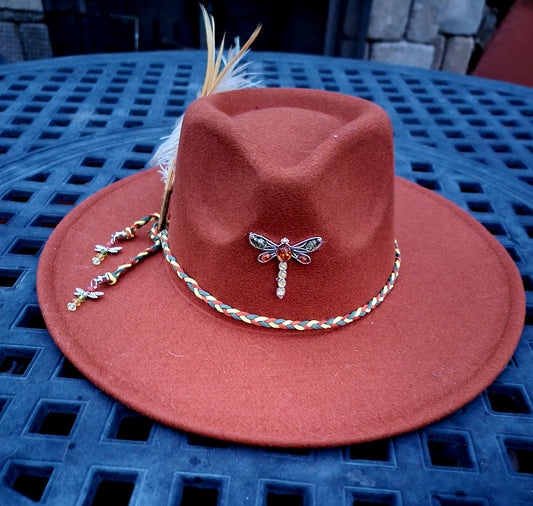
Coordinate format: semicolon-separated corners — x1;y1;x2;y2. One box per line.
0;50;532;505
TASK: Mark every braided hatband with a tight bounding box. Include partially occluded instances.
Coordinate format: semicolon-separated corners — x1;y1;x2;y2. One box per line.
155;223;401;331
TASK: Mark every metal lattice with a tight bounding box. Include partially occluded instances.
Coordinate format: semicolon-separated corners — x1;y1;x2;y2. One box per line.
0;52;532;505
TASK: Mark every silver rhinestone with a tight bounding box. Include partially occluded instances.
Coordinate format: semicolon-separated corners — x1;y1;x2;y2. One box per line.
92;257;101;266
279;262;287;270
276;287;286;298
67;302;77;312
278;270;287;279
277;278;286;287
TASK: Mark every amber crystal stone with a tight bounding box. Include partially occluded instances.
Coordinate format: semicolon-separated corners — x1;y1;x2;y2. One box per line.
276;244;292;261
259;252;272;262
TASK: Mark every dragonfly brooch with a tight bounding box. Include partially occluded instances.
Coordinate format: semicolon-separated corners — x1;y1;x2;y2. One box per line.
249;233;323;299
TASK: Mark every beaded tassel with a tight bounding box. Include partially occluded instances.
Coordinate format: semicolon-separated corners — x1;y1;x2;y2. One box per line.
70;214;160;311
67;287;104;311
92;244;122;266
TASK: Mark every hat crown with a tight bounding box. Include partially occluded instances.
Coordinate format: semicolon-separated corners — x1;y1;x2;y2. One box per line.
168;88;395;319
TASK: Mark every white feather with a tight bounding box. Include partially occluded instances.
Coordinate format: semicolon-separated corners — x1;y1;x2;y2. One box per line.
152;115;184;176
215;38;260;93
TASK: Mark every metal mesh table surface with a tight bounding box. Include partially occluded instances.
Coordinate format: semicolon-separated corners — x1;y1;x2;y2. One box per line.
0;51;532;506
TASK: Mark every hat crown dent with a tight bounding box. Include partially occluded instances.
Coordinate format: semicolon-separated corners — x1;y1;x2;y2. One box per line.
168;88;396;320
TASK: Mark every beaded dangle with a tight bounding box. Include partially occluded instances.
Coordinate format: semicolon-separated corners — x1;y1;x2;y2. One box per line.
66;272;114;311
68;213;161;311
90;223;143;266
92;244;122;266
67;287;104;312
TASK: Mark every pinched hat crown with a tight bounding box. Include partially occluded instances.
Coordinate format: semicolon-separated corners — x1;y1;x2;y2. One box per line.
167;88;396;319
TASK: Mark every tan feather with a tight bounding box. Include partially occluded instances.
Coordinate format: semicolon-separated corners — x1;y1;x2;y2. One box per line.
206;24;261;95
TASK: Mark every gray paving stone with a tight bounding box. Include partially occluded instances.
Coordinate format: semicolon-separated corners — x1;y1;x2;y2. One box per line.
0;10;43;23
0;0;43;10
441;35;475;74
407;0;440;43
368;0;412;40
370;40;434;69
20;22;52;60
0;20;23;62
431;34;446;70
439;0;485;35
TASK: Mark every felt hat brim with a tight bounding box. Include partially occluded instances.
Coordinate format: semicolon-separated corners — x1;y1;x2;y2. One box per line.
37;168;524;447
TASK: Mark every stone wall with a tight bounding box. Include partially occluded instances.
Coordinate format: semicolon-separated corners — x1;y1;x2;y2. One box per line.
0;0;52;62
362;0;489;74
0;0;500;73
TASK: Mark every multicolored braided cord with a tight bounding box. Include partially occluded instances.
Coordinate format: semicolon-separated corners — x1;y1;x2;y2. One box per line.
104;214;162;284
71;214;401;329
155;222;401;331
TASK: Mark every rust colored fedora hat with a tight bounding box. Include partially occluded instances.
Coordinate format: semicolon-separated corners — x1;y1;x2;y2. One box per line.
37;87;525;447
